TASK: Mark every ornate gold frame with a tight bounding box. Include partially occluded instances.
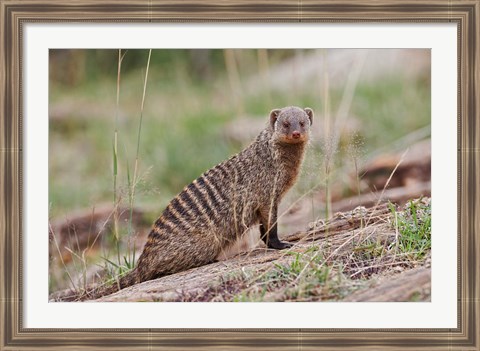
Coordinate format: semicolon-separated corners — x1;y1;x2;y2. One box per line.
1;1;479;349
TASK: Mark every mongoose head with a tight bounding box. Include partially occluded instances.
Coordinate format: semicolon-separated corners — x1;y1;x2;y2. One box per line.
270;106;314;144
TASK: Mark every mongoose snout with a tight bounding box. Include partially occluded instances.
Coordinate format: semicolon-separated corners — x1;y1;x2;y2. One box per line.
271;106;313;144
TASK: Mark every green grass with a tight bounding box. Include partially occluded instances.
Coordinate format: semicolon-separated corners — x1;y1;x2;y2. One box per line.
389;198;432;260
230;246;347;302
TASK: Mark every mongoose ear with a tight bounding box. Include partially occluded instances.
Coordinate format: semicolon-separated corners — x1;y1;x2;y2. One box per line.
304;107;314;125
270;109;281;128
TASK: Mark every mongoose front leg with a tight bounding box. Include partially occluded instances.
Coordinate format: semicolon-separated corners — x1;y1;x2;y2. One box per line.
258;208;293;250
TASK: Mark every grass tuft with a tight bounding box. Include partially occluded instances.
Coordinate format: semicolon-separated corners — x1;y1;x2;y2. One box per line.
389;198;431;260
229;246;345;302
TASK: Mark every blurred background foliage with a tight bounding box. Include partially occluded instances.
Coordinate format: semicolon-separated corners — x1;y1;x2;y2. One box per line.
49;49;430;220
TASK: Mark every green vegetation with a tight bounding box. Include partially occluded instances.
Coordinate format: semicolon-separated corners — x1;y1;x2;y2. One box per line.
389;198;432;260
232;246;347;301
216;247;349;302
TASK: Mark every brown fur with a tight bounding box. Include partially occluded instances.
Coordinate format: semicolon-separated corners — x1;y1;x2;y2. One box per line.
84;106;313;300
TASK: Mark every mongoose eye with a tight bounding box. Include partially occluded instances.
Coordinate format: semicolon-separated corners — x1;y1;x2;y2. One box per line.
283;121;290;128
299;121;305;127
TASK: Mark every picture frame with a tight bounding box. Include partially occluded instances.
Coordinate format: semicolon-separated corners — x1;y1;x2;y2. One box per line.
1;1;478;350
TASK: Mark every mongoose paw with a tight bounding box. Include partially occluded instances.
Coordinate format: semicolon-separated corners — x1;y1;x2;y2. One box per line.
268;240;293;250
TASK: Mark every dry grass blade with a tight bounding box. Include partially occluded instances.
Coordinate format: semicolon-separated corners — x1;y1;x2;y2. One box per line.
49;222;77;291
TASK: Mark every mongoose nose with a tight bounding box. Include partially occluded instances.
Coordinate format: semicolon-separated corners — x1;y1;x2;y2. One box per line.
292;131;301;139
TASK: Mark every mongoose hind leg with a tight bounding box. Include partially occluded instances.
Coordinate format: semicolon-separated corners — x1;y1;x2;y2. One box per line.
258;207;293;250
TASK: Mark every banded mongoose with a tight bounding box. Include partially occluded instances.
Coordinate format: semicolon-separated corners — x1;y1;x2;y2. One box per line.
90;106;313;299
